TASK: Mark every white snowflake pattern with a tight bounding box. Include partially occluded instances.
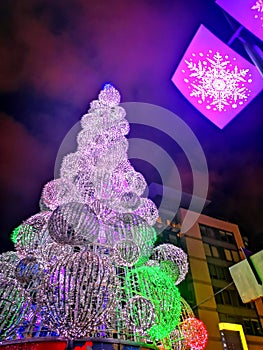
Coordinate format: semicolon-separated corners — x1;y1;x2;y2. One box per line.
251;0;263;13
183;51;252;112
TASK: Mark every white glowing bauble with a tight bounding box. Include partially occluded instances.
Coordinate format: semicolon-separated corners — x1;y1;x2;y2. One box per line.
78;121;130;151
90;168;128;201
95;138;129;170
114;192;141;212
77;128;98;147
38;251;118;338
60;152;81;181
113;239;140;267
40;178;79;211
133;198;159;226
15;212;53;257
151;244;188;285
124;171;147;196
48;202;99;245
98;83;121;107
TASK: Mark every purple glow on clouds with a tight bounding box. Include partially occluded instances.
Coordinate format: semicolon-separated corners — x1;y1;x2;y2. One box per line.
216;0;263;42
171;25;263;129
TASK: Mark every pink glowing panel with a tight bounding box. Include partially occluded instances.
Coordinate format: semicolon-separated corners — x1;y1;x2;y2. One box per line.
171;25;263;129
216;0;263;42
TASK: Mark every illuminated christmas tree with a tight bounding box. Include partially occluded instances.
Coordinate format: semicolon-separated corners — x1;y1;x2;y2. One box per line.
0;84;207;350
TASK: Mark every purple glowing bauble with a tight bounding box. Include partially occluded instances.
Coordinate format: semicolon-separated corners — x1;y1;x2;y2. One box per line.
48;202;99;245
38;251;118;338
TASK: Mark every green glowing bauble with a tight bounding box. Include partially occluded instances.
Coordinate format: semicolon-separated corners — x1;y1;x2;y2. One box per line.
124;265;181;341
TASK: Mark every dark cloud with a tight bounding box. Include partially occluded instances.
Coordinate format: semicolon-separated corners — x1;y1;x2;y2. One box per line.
0;113;54;250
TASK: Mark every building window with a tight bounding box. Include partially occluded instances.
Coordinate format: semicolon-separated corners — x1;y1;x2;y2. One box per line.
203;243;212;256
208;263;232;281
224;249;232;261
232;250;240;262
203;242;240;262
211;246;220;258
199;224;235;244
213;288;237;306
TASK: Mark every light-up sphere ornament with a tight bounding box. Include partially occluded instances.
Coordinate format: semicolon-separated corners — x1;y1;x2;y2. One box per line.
95;138;128;170
14;212;53;257
116;192;141;211
180;317;208;350
98;83;121;107
48;202;99;245
113;239;140;267
123;295;155;335
124;266;181;341
87;168;128;201
60;152;84;181
152;244;188;285
38;251;118;338
0;277;30;339
123;171;147;196
15;254;44;291
107;213;156;266
40;178;79;211
134;198;159;226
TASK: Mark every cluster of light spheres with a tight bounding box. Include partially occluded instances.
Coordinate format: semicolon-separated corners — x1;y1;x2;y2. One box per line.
0;84;208;348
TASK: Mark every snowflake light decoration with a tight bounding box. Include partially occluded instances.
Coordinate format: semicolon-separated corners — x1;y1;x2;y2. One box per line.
171;25;263;128
251;0;263;28
252;0;263;13
184;51;251;112
216;0;263;41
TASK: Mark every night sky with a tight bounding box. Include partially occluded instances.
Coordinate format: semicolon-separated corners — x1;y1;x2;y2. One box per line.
0;0;262;253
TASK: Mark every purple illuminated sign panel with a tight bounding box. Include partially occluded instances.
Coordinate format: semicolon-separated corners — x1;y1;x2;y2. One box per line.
171;25;263;129
216;0;263;42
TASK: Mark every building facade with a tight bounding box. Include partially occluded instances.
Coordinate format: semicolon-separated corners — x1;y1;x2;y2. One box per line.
155;208;263;350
